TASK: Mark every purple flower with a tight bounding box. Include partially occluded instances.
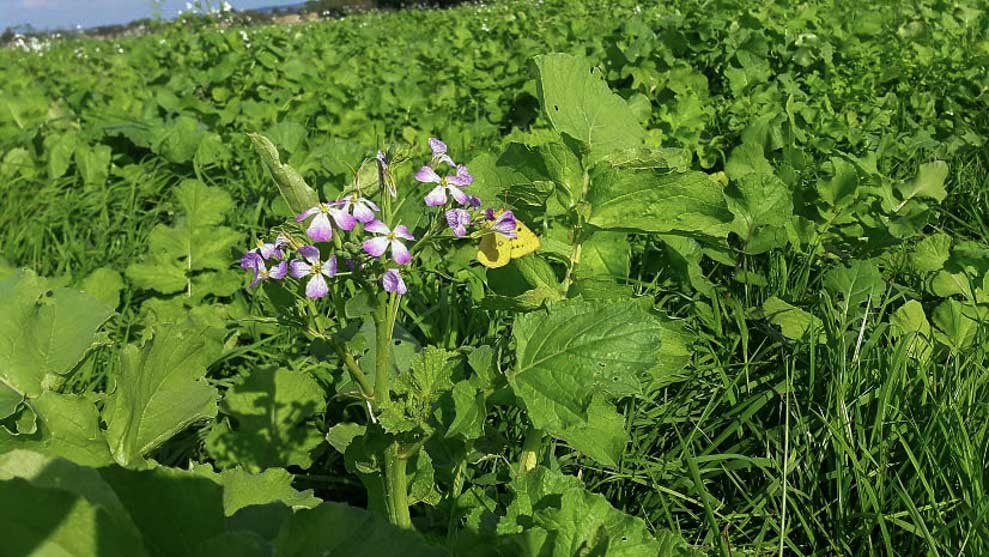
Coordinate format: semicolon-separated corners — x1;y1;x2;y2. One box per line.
245;233;288;261
445;208;472;237
428;138;455;167
242;252;288;287
489;210;518;239
296;202;356;242
362;220;415;265
290;245;337;299
382;269;407;295
340;193;379;224
467;195;482;208
417;164;474;207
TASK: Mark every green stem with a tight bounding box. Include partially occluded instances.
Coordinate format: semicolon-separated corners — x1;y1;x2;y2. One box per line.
371;292;412;528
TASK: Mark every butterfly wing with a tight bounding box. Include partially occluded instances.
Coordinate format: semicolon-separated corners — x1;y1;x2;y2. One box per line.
477;233;511;268
509;220;540;259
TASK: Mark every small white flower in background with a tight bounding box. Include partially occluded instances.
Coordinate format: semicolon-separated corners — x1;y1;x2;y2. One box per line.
222;1;233;12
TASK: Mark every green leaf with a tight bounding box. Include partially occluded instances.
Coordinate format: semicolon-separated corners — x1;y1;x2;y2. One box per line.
206;367;325;472
574;231;630;280
533;53;644;161
326;422;366;455
931;300;981;352
274;501;448;557
0;382;20;420
725;173;793;254
191;463;321;515
78;267;125;309
724;142;772;179
761;296;824;342
0;270;114;397
104;323;221;467
125;180;241;300
890;300;933;362
554;395;626;467
249;133;320;215
822;261;885;316
509;299;663;465
75;143;112;186
911;233;952;273
446;381;486;441
587;165;732;236
896;160;949;206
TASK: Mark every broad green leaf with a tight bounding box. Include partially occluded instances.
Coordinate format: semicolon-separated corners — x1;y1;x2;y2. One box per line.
818;157;859;207
0;477;148;557
896;160;948;206
446;380;486;441
587;165;732;236
0;392;113;467
574;231;630;280
555;395;626;467
911;233;952;273
533;53;644;161
249;132;320;214
931;300;982;352
78;267;125;309
275;501;448;557
125;180;241;300
822;260;885;316
43;132;77;180
724;142;772;179
75;143;112;186
761;296;824;342
0;383;20;420
0;270;114;397
206;367;325;472
509;299;663;464
191;463;320;515
326;422;366;455
890;300;933;362
104;323;221;467
725;173;793;254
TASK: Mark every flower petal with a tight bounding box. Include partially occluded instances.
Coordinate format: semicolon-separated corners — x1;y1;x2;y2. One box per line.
258;242;277;260
290;260;312;278
297;245;321;264
322;256;337;278
393;224;415;241
424;186;447;207
295;206;320;222
269;260;289;280
364;220;391;235
448;185;469;205
428;137;447;156
306;274;329;299
307;212;334;242
241;251;263;270
330;208;356;231
415;166;442;184
492;210;519;239
363;236;390;257
353;201;377;223
382;269;407;295
391;240;412;265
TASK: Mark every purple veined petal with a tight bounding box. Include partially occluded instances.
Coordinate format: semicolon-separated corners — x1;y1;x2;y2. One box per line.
415;166;442;184
446;173;472;187
295;205;320;222
290;259;312;279
248;259;267;287
330;208;357;231
453;225;467;237
361;198;380;212
445;208;469;229
352;201;377;223
467;195;482;208
322;256;338;278
269;260;289;280
241;251;263;270
424;186;448;207
448;185;469;205
455;164;474;185
307;212;334;242
364;220;391;235
492;210;519;239
437;154;456;168
363;236;390;257
257;242;277;260
305;274;329;299
382;269;407;295
297;245;321;264
393;224;415;241
390;240;412;265
428;137;447;156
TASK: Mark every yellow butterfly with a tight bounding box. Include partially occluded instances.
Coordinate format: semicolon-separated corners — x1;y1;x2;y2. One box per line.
476;210;540;268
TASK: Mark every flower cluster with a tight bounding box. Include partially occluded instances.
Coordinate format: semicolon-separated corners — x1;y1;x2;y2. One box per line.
242;137;519;301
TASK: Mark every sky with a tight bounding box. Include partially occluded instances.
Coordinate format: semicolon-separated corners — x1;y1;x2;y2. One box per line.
1;0;302;31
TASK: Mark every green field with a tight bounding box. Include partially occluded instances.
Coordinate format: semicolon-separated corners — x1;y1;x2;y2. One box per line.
1;0;987;555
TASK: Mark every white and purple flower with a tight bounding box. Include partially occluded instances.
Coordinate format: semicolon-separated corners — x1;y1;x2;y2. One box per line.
242;252;288;287
290;245;337;299
296;202;356;242
445;208;472;237
382;269;407;295
362;220;415;265
418;164;474;207
339;193;379;224
428;137;455;168
486;209;518;239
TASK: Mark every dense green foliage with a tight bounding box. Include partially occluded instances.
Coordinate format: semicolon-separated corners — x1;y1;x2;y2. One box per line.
1;0;987;555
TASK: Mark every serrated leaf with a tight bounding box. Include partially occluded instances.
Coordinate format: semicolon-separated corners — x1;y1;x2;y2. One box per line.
191;463;320;515
0;270;114;397
574;231;630;280
104;323;221;467
822;261;885;316
206;368;325;472
725;173;793;254
896;160;949;206
446;381;485;441
533;53;644;161
554;395;625;467
911;233;952;273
